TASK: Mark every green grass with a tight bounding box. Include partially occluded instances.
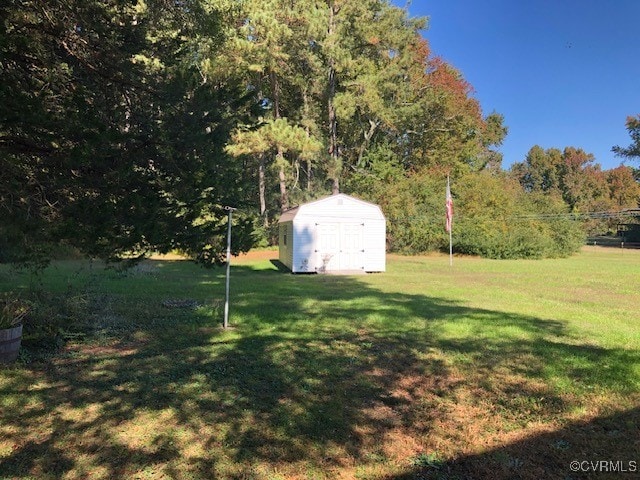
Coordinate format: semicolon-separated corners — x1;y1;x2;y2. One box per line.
0;247;638;479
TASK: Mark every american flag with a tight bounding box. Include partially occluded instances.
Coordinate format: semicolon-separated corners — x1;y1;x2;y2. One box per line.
446;177;454;233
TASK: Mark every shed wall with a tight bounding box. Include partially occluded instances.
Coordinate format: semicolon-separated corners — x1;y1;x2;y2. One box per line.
278;221;294;270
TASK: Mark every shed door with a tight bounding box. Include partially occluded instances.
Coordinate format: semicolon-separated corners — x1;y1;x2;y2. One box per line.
317;223;340;271
316;222;364;271
340;223;364;270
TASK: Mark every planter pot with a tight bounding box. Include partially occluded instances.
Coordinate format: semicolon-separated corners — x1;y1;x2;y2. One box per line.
0;324;23;364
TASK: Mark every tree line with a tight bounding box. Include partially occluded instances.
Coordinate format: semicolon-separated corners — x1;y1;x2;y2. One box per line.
1;0;639;266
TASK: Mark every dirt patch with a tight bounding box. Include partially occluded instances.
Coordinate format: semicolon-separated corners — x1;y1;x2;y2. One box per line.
151;249;278;262
233;249;278;261
60;340;144;362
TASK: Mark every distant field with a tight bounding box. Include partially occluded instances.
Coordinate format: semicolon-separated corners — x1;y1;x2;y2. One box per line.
0;247;638;479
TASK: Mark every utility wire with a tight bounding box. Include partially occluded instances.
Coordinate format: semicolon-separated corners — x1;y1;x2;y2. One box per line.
275;209;640;223
509;209;640;220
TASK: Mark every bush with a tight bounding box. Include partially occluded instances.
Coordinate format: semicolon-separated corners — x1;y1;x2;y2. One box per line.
351;168;449;254
454;173;584;259
348;165;584;259
15;287;99;359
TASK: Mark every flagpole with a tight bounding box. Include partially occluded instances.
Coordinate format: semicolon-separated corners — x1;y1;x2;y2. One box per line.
446;175;453;267
449;220;453;267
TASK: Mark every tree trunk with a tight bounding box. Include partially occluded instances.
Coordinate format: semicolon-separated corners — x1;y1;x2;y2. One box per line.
258;154;268;227
328;2;340;195
278;161;289;211
271;69;289;210
302;89;313;192
357;119;379;166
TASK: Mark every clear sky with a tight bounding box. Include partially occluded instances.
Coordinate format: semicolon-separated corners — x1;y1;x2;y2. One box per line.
395;0;640;170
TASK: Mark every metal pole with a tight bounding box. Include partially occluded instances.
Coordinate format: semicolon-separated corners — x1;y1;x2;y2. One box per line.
446;175;453;267
449;227;453;267
223;206;235;329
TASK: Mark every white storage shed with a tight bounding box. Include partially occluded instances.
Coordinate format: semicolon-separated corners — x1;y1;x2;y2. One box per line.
278;194;386;273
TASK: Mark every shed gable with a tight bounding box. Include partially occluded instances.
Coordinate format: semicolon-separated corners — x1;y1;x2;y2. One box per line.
288;194;383;221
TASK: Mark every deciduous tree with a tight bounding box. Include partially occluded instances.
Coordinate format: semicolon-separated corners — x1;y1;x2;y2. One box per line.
606;165;640;208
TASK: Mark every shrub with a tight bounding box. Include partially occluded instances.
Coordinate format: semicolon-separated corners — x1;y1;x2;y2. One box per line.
454;173;584;259
348;165;584;259
0;294;30;329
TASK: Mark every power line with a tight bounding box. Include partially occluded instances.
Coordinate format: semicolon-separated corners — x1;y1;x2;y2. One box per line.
386;209;640;222
273;208;640;223
510;209;640;220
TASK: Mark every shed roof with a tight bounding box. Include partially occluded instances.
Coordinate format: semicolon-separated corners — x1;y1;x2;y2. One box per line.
278;193;384;223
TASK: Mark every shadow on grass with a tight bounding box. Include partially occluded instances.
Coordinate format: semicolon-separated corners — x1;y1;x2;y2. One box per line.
269;259;290;272
0;262;638;478
388;406;640;480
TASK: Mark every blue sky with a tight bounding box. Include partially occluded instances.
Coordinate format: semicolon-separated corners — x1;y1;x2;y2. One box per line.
395;0;640;170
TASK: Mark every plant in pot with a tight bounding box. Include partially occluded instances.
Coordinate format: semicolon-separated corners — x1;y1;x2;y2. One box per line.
0;295;30;364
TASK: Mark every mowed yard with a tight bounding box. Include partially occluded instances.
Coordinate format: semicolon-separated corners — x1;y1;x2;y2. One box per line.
0;247;638;479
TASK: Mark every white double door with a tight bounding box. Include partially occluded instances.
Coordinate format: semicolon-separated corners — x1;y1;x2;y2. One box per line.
316;222;364;271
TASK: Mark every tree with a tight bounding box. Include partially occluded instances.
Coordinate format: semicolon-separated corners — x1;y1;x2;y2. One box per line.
510;145;640;235
206;0;326;220
613;115;640;161
385;51;507;175
558;147;608;213
225;118;322;212
510;146;563;193
328;2;433;180
325;3;507;196
606;165;640;208
511;146;609;212
0;0;253;267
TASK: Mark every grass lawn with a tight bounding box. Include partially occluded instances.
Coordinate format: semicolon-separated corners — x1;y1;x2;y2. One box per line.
0;247;638;479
